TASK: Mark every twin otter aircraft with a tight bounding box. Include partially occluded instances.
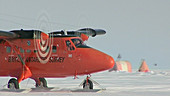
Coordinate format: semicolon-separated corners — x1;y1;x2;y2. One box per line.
0;28;115;90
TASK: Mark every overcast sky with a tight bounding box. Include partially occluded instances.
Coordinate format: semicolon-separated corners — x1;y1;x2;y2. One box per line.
0;0;169;69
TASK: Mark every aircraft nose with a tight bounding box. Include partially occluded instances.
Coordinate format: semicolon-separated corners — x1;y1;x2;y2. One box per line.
102;55;115;70
78;48;115;74
89;49;115;72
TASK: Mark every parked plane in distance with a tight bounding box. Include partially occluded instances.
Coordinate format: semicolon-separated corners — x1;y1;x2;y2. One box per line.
0;28;115;89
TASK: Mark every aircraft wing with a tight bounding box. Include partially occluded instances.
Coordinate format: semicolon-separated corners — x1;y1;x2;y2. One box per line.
0;30;18;39
50;28;106;41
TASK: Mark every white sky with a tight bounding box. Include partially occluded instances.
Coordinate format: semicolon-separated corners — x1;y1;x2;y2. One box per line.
0;0;170;69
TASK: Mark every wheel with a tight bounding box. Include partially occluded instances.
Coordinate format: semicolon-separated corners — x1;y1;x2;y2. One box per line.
36;78;48;88
83;79;93;89
8;78;19;89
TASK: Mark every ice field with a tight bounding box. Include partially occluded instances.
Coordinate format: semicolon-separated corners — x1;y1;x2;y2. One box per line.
0;70;170;96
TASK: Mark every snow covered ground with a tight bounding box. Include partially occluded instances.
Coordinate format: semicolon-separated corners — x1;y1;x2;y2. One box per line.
0;70;170;96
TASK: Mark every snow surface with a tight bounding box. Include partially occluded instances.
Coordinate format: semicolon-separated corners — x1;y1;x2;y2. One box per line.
0;70;170;96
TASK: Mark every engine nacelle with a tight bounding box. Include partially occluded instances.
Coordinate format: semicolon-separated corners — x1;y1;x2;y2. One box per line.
50;28;106;37
77;28;106;37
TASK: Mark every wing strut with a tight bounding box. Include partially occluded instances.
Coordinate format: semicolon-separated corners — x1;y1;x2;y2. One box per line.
5;40;32;83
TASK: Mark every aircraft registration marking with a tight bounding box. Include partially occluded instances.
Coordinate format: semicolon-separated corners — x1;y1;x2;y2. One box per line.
7;56;65;63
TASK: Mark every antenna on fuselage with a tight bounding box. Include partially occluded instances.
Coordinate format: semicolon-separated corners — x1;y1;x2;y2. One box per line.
64;30;68;35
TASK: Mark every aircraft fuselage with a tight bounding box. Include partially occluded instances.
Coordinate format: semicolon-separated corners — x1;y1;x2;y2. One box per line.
0;30;114;80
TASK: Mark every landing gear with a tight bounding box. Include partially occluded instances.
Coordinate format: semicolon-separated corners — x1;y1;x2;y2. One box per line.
82;76;93;89
35;78;48;88
8;78;19;89
80;75;105;90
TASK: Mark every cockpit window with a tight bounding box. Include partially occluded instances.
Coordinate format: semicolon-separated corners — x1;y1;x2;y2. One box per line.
65;40;75;51
71;39;84;47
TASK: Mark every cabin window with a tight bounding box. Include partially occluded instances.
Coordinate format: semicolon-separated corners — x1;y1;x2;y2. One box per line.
26;49;31;53
6;46;11;53
65;40;75;51
27;40;31;46
20;48;24;53
34;50;37;53
52;46;57;53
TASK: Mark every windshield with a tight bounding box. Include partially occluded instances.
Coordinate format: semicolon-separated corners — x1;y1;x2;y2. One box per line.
71;38;84;47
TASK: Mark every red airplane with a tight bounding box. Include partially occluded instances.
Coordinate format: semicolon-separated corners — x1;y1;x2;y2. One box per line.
0;28;115;90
